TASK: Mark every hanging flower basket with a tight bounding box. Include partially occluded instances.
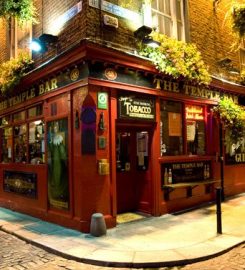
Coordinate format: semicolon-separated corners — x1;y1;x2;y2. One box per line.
0;53;34;95
139;32;211;85
0;0;37;24
212;98;245;144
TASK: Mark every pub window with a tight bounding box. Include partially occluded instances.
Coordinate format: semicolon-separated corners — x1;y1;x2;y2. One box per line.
116;132;131;172
185;105;206;155
29;120;45;164
0;115;11;127
0;127;13;163
240;48;245;72
13;110;26;122
160;100;206;156
151;0;186;41
160;100;184;156
28;104;43;118
14;124;27;162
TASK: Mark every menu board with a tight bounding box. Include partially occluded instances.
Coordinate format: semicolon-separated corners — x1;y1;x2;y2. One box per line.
168;112;181;136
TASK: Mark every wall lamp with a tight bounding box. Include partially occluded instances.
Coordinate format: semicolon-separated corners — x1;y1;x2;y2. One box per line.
30;33;58;53
134;25;160;48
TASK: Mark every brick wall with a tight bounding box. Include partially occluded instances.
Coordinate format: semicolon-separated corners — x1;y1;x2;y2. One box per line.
188;0;243;79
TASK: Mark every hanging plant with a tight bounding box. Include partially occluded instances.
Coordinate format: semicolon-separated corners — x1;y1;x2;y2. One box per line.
231;4;245;39
212;98;245;144
139;32;211;85
0;0;37;24
0;53;34;95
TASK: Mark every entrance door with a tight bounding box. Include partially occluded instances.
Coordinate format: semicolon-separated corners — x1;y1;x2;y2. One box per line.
116;127;152;214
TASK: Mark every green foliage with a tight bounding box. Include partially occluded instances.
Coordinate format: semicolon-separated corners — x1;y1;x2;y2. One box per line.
212;98;245;143
0;53;34;95
232;4;245;39
0;0;37;24
139;32;211;85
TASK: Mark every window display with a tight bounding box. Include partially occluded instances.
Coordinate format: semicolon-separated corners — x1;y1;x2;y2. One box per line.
14;124;27;162
29;120;45;164
1;127;12;163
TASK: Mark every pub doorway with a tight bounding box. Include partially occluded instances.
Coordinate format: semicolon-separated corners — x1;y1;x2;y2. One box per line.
116;124;153;222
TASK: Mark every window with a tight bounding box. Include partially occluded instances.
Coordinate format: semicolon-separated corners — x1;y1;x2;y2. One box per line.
151;0;185;40
9;18;32;58
29;120;45;164
160;100;206;156
0;105;44;164
14;124;27;162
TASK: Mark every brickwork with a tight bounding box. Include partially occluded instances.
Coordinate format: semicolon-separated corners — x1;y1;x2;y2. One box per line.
188;0;244;79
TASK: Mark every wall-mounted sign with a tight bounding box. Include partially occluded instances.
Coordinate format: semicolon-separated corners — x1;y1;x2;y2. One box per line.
185;105;204;120
168;113;181;136
3;171;37;198
118;96;155;120
162;161;211;184
225;130;245;164
98;92;108;109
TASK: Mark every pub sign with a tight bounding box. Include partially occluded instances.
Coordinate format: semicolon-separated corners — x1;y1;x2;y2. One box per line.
118;96;155;120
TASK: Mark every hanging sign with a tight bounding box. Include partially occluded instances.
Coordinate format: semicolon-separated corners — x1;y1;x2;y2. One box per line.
118;96;155;120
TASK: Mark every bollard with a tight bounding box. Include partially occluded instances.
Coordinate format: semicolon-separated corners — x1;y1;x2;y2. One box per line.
90;213;107;237
216;187;222;234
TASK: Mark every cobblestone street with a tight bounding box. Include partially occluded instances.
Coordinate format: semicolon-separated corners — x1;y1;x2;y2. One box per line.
0;230;244;270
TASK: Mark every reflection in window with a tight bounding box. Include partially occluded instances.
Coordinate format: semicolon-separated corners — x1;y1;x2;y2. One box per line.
14;124;27;162
29;120;45;164
160;100;183;156
0;127;12;163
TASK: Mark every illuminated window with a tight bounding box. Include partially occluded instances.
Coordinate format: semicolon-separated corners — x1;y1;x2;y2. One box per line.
151;0;185;41
9;18;32;58
160;100;206;156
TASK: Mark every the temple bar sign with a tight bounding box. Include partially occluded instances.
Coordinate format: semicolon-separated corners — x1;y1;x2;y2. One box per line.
118;96;155;120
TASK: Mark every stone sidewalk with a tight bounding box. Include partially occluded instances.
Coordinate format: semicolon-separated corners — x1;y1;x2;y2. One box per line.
0;193;244;268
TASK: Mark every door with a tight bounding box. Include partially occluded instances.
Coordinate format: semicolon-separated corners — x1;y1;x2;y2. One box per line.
116;126;152;214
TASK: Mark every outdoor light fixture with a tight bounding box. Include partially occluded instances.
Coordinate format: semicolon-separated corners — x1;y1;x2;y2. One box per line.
30;33;58;53
134;25;160;48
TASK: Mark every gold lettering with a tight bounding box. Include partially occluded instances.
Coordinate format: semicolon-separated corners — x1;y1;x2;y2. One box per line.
235;154;241;162
191;86;197;96
172;82;179;93
197;87;205;98
45;81;50;92
39;84;45;95
154;78;162;89
51;78;58;90
163;80;172;91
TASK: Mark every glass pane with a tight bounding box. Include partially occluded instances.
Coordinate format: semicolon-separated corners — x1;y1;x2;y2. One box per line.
14;124;27;162
28;105;43;118
47;119;69;210
177;22;183;40
164;16;172;37
0;127;12;163
160;100;183;156
186;105;206;155
13;111;25;122
0;115;11;127
29;120;45;164
136;131;149;171
116;132;131;172
176;0;182;20
164;0;171;15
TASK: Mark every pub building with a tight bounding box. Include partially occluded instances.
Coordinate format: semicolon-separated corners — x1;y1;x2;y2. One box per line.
0;40;244;232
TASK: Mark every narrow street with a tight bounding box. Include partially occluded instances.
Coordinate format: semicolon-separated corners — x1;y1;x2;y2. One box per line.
0;230;244;270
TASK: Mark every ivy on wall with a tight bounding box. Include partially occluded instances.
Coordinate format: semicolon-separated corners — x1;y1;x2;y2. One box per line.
139;32;211;85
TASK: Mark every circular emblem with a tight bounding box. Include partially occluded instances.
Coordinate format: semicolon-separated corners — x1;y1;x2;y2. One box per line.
70;68;80;81
104;68;117;80
98;93;107;105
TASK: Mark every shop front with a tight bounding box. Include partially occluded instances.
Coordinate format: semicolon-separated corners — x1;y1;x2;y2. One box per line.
0;42;244;232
